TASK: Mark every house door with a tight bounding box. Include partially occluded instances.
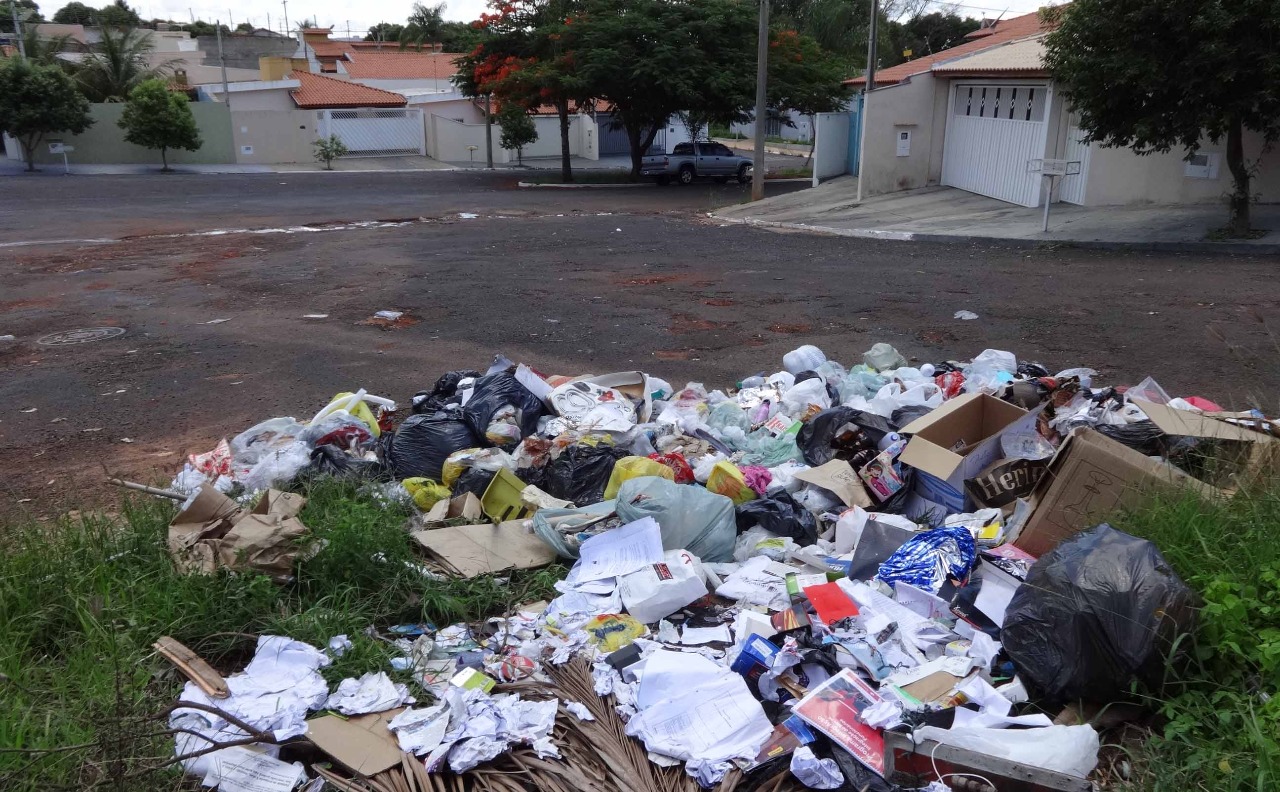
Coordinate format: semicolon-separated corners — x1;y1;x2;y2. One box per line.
1060;113;1091;205
941;82;1050;207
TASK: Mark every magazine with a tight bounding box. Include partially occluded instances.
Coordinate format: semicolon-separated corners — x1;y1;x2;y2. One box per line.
792;669;885;776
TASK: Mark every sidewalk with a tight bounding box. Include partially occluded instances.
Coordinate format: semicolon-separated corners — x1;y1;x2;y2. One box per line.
713;177;1280;253
0;155;458;176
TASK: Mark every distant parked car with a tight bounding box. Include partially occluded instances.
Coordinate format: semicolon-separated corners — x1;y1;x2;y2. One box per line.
641;141;754;185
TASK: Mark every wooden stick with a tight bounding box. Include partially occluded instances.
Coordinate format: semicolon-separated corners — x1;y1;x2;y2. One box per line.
153;636;230;699
108;478;187;500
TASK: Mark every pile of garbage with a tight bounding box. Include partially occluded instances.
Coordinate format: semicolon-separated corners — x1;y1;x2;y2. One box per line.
160;343;1277;792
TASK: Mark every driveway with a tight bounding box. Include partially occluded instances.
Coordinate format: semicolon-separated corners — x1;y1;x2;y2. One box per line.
2;171;1278;513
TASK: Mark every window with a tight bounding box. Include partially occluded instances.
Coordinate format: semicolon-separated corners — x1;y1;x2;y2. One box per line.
954;84;1046;122
712;144;733;156
673;142;694;155
1184;152;1220;179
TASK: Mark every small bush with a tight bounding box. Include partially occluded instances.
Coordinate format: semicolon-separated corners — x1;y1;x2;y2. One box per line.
313;135;349;170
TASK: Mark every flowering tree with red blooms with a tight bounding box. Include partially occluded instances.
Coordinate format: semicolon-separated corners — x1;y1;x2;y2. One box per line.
455;0;590;182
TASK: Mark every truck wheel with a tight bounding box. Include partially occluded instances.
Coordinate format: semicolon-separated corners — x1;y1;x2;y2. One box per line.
737;163;752;184
655;175;670;186
678;165;695;185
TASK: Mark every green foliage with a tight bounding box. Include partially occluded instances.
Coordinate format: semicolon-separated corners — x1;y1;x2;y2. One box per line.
234;21;253;33
1109;485;1280;791
118;78;201;170
313;134;349;169
1;0;44;33
766;29;851;118
1044;0;1280;235
97;0;139;26
892;11;980;60
19;27;75;66
497;101;537;162
51;0;93;24
77;25;178;102
0;56;93;171
366;21;405;42
180;20;228;37
0;477;564;790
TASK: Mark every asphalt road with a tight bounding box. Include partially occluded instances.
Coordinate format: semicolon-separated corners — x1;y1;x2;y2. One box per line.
3;171;1278;514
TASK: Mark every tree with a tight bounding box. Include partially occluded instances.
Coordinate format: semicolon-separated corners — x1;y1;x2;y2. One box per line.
20;27;75;66
497;101;537;163
313;134;348;169
96;0;140;27
456;0;591;183
437;21;483;52
51;0;94;24
896;11;980;59
0;57;93;171
181;20;229;37
576;0;757;178
1043;0;1280;236
1;0;44;33
118;78;201;171
365;22;405;42
77;25;177;102
235;22;253;33
766;27;851;162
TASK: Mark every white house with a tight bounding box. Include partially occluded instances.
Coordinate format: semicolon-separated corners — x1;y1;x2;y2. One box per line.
849;9;1280;208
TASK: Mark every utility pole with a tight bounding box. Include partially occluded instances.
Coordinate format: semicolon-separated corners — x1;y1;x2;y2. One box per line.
281;0;290;35
854;0;878;204
216;18;230;108
750;0;769;201
10;2;25;58
484;94;494;169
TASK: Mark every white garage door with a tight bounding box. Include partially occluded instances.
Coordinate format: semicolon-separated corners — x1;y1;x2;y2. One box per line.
941;82;1049;207
316;109;426;158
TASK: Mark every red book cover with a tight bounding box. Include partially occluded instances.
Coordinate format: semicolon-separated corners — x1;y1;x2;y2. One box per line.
803;581;860;624
792;669;885;776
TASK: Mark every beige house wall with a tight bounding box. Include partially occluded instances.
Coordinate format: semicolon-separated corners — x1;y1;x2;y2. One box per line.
231;110;317;164
26;102;234;165
858;75;949;196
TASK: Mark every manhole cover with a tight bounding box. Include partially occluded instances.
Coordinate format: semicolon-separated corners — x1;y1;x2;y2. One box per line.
36;327;126;346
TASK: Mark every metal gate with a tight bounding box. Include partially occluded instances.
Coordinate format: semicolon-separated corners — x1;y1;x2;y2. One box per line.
316;108;426;157
595;113;665;155
941;82;1050;207
1060;113;1091;205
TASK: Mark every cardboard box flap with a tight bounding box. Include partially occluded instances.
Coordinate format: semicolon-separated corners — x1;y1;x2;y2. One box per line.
306;708;405;775
792;460;873;508
899;394;1031;481
422;493;485;525
411;520;557;578
1131;399;1275;443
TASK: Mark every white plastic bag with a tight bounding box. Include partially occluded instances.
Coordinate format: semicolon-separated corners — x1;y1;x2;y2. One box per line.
912;724;1099;778
618;549;709;623
783;345;827;375
781;378;832;418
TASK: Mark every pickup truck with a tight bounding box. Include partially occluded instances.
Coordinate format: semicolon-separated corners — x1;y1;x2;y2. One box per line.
641;141;754;185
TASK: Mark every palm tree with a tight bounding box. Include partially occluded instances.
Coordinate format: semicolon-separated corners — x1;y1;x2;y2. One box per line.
398;2;446;51
76;26;178;102
20;28;75;67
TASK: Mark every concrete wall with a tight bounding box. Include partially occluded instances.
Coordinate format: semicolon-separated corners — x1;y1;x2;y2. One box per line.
25;102;235;165
354;78;456;93
813;112;851;184
1073;130;1280;206
428;114;512;163
219;87;298;112
731;110;814;142
859;74;950;196
177;63;262;86
408;97;484;124
196;34;297;70
231;109;315;164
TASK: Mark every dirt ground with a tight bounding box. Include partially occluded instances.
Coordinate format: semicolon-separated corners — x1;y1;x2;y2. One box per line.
3;171;1278;516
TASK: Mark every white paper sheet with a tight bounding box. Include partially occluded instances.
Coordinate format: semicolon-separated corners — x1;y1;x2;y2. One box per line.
681;624;732;645
635;649;725;709
626;672;773;767
202;747;305;792
387;704;450;755
974;568;1020;627
576;517;663;582
324;671;415;715
893;581;951;620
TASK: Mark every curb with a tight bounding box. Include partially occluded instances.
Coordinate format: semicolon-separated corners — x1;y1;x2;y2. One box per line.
517;177;814;189
709;214;1280;255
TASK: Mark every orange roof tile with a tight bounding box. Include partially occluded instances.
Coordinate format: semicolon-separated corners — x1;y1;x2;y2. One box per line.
340;51;461;80
289;70;407;109
846;9;1048;86
308;39;350;59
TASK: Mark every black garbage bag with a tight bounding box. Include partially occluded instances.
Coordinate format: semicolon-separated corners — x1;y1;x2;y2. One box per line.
797;407;897;466
1096;420;1169;456
412;369;481;415
296;445;387;483
735;492;820;546
461;372;547;447
452;467;496;501
1017;361;1052;378
383;410;479;481
1001;523;1195;702
541;444;630;505
891;404;932;428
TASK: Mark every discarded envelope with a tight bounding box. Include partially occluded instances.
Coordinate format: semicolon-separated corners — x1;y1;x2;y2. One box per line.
411;520;558;578
167;484;308;578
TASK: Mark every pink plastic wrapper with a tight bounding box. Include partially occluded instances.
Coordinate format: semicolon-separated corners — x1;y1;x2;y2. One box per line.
188;438;232;477
741;465;773;496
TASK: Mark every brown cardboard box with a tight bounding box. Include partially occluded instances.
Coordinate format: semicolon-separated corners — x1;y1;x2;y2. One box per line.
306;708;406;775
421;492;485;525
899;393;1038;513
1012;429;1219;557
411;519;558;578
167;485;307;577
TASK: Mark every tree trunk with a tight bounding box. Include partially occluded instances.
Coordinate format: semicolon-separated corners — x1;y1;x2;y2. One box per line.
557;99;572;183
805;114;816;168
625;123;643;181
1225;117;1250;236
21;139;35;172
161;147;170;172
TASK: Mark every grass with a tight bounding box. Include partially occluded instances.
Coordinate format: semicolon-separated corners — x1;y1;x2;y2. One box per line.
768;166;813;180
0;479;564;791
1105;478;1280;791
521;169;638;185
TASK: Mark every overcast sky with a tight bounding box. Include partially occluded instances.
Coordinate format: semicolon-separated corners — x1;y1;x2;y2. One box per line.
42;0;1050;40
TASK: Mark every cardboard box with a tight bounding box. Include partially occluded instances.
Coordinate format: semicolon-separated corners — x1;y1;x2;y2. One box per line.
1011;428;1220;557
421;492;485;525
899;393;1038;513
411;519;558;578
306;708;406;776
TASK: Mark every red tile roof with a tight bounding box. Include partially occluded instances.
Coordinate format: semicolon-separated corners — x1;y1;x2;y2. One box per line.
846;10;1048;86
339;51;461;79
308;39;351;59
289;70;407;109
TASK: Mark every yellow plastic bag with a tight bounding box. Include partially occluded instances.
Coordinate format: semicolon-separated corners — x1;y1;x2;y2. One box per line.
326;392;381;437
707;461;757;505
442;448;485;488
603;456;675;500
402;477;451;511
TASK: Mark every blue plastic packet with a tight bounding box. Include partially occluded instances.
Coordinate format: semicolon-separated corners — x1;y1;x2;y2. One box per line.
875;525;976;593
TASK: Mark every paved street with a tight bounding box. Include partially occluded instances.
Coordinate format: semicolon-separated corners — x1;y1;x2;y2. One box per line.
2;170;1278;512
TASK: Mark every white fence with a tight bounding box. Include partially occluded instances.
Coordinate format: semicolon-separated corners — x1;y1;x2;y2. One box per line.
316;108;426;158
813;112;851;185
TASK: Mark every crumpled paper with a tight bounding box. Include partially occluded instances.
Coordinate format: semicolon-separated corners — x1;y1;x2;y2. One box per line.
790;746;844;789
324;671;415;715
